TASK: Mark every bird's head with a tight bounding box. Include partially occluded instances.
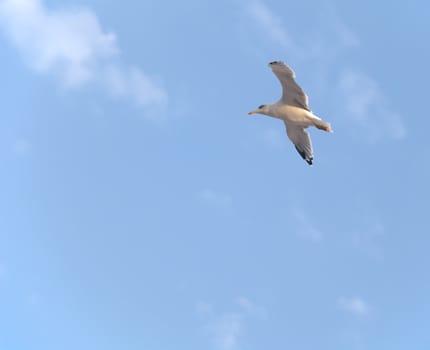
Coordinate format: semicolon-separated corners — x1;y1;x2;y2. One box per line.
248;104;269;116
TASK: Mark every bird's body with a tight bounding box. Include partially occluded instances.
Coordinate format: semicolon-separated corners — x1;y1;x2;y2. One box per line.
257;104;325;128
248;61;332;165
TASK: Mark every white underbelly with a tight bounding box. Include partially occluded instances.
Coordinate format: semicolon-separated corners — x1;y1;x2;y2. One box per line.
274;105;318;126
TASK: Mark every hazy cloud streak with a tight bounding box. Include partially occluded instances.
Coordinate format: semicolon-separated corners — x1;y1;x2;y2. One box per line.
0;0;167;110
338;296;370;316
338;69;406;140
198;298;266;350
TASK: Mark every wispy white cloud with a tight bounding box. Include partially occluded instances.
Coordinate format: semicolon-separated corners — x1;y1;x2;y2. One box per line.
198;297;266;350
242;0;405;141
236;296;268;320
104;64;166;107
209;312;243;350
330;14;360;49
198;188;233;210
236;296;257;313
0;0;167;111
292;208;323;243
0;0;116;85
338;69;406;141
245;0;297;54
338;296;370;316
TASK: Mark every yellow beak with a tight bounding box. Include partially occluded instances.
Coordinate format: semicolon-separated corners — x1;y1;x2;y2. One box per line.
248;110;258;115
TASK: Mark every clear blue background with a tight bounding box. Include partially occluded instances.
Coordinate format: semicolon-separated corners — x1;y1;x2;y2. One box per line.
0;0;429;349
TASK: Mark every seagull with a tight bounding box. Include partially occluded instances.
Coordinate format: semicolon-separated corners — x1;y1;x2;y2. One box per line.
248;61;332;165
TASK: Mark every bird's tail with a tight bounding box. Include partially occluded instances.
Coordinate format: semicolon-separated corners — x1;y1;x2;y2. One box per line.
313;119;333;132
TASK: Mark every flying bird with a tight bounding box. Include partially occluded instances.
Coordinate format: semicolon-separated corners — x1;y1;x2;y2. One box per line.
248;61;332;165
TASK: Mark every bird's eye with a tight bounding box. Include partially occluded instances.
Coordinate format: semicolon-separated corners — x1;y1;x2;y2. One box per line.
258;105;265;109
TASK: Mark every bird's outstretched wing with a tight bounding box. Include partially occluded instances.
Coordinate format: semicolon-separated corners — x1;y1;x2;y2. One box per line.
285;122;313;165
269;61;310;111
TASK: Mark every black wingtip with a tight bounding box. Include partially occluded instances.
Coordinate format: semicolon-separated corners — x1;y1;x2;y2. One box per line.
294;146;313;166
269;60;285;66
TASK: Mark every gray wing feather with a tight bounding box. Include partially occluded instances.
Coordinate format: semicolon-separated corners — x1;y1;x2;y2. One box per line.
285;122;313;165
269;61;310;111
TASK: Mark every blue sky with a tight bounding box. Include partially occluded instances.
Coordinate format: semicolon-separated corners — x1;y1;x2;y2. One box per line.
0;0;429;349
